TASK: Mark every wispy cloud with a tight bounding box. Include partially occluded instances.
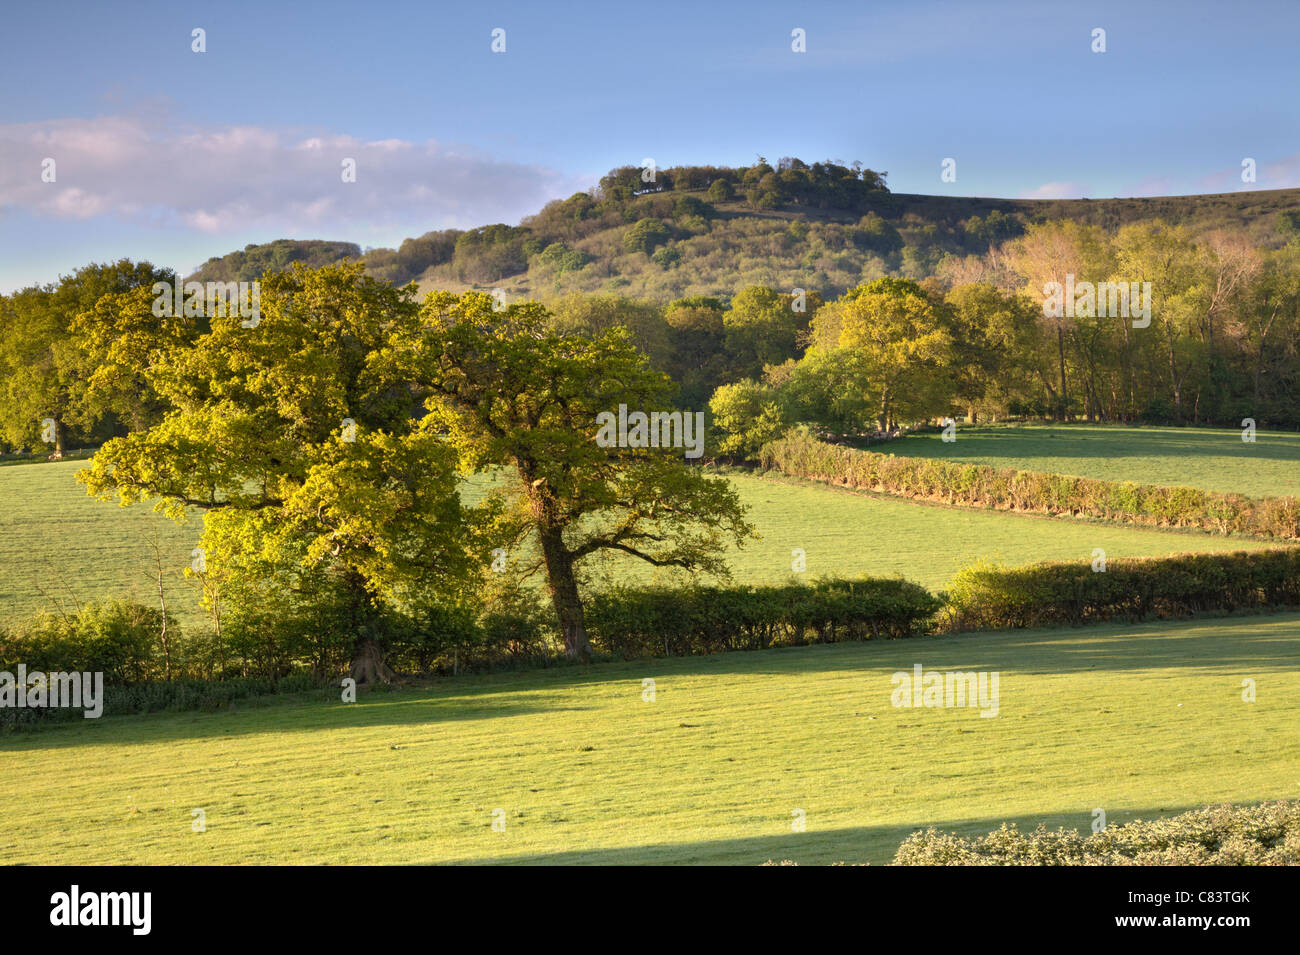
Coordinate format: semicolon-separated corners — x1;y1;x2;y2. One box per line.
0;115;586;234
1018;181;1089;200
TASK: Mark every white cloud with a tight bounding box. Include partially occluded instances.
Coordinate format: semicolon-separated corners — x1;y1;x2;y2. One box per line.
0;115;585;235
1018;181;1089;200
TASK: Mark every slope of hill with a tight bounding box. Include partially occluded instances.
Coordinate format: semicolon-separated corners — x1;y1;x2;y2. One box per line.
183;158;1300;304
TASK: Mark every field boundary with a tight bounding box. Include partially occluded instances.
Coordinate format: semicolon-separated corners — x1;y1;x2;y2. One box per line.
762;431;1300;541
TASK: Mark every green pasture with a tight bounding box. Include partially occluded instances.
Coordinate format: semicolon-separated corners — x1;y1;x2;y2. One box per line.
0;462;1271;631
2;612;1296;864
887;423;1300;498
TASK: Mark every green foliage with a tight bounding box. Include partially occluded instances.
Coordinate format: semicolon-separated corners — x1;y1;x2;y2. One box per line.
893;801;1300;865
453;224;531;282
0;259;177;453
803;277;952;431
189;240;361;284
673;195;715;221
364;231;460;284
943;548;1300;631
533;241;589;279
623;218;673;255
586;577;941;656
853;213;904;254
0;673;323;730
391;289;754;659
0;597;170;683
651;244;682;269
708;379;790;461
722;286;814;380
78;264;482;677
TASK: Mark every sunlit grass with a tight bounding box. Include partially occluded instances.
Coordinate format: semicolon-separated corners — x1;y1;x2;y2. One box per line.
2;612;1296;865
0;462;1271;630
887;423;1300;498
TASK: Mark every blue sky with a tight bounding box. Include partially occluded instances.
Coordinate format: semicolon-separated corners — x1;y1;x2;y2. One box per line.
2;0;1298;292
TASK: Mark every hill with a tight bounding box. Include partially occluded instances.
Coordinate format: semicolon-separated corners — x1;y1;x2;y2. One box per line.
184;157;1300;304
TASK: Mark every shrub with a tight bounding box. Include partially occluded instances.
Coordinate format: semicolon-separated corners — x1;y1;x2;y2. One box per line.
622;218;672;255
943;549;1300;631
707;179;734;202
585;577;940;658
0;597;167;684
893;801;1300;865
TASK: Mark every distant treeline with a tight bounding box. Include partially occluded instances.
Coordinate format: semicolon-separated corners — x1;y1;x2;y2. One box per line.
9;213;1300;464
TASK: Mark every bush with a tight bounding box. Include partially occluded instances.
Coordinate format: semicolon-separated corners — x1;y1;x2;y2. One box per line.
622;218;672;255
762;431;1300;539
383;585;556;675
0;597;168;683
585;577;940;658
943;549;1300;631
892;801;1300;865
707;179;734;202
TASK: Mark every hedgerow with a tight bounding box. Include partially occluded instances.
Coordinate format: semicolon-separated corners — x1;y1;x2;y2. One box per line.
942;548;1300;631
891;802;1300;865
585;577;941;657
761;430;1300;539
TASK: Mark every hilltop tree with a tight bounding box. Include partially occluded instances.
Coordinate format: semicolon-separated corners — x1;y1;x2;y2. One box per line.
389;291;753;661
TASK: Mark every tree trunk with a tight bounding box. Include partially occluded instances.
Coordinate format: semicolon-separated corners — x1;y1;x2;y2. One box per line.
350;636;396;685
1056;327;1068;421
538;527;592;662
345;571;396;684
49;417;65;459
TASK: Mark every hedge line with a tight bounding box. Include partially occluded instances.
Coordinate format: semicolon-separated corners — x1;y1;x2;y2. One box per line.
761;431;1300;539
943;548;1300;631
585;578;941;657
891;801;1300;865
8;547;1300;728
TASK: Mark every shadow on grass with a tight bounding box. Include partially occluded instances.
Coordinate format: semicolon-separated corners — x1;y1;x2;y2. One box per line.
441;803;1218;866
4;611;1299;750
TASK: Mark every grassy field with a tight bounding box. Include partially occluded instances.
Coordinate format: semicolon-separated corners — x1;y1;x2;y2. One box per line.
0;461;200;627
886;423;1300;498
2;611;1296;865
0;462;1272;630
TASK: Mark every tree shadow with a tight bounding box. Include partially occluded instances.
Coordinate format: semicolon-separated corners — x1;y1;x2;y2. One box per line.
439;802;1235;866
3;611;1297;750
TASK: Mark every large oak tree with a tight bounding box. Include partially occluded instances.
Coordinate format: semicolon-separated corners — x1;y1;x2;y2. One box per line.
387;290;754;662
